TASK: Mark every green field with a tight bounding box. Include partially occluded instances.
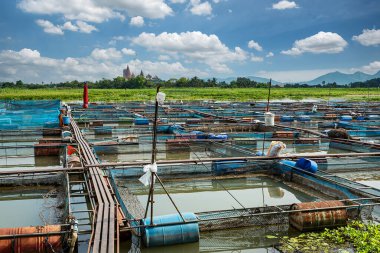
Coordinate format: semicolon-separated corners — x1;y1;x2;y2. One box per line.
1;88;379;101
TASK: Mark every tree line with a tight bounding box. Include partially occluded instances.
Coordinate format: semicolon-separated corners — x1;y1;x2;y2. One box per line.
1;76;379;89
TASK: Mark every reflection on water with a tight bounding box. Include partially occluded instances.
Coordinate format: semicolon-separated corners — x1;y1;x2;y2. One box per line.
0;187;62;228
120;177;317;216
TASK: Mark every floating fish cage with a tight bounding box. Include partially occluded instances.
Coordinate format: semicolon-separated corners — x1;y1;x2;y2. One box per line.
1;100;380;253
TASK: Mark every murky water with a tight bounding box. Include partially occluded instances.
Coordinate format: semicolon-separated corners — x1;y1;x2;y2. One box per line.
117;176;313;253
0;186;62;228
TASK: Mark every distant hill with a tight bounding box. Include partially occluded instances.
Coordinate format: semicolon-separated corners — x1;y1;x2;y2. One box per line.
305;71;380;85
216;76;282;85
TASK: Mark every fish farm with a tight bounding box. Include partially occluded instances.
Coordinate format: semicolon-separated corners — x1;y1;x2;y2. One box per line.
1;93;380;253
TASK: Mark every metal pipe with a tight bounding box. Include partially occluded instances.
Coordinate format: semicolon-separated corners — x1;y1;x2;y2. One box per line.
86;152;380;168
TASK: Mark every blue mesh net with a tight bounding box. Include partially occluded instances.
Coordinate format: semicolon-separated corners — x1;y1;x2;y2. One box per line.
0;100;61;130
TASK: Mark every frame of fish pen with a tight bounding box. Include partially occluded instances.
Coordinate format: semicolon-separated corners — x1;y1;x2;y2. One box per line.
0;169;78;253
106;154;380;248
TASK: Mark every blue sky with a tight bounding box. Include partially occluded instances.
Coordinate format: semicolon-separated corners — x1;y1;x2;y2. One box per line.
0;0;379;83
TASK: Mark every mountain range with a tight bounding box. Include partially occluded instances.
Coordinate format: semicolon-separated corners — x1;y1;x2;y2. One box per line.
304;71;380;85
216;71;380;86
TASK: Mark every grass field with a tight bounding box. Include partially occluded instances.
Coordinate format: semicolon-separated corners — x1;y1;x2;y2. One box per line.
1;88;379;101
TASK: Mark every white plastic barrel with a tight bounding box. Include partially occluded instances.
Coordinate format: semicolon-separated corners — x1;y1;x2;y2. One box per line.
264;112;275;126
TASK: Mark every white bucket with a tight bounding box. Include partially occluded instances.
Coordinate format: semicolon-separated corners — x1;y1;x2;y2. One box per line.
264;112;275;126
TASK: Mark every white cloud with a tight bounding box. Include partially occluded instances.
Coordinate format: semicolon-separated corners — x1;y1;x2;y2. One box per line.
357;61;380;74
281;31;348;56
108;36;126;45
121;48;136;56
62;21;78;32
158;55;171;61
272;0;298;10
127;59;208;77
36;19;64;35
76;20;98;33
0;48;207;82
130;16;144;27
18;0;173;24
251;55;264;62
131;31;248;72
352;29;380;46
36;20;97;34
170;0;187;3
91;48;122;60
248;40;263;51
266;52;274;57
190;0;212;16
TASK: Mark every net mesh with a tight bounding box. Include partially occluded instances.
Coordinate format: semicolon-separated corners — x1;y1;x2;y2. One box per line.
0;100;60;129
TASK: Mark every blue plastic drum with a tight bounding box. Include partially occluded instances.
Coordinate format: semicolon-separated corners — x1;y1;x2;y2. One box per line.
142;212;200;247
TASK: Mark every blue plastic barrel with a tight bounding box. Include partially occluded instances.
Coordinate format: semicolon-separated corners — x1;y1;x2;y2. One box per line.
62;116;70;125
295;158;318;173
280;115;294;122
208;133;228;140
62;131;72;138
212;160;247;175
297;115;311;122
340;115;352;121
142;212;199;247
134;118;149;125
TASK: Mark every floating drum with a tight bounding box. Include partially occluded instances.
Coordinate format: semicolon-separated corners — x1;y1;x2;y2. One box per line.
0;225;63;253
289;200;347;231
297;115;311;122
340;115;352;121
295;158;318;173
62;116;70;125
280;115;294;122
142;213;200;248
134;118;149;125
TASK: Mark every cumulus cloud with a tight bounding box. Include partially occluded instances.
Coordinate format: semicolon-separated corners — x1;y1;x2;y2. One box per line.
121;48;136;56
358;61;380;74
91;48;122;60
131;31;248;73
36;19;98;35
18;0;173;24
189;0;212;16
130;16;144;27
158;55;171;61
281;31;348;56
0;48;207;82
266;52;274;57
62;21;78;32
76;21;98;33
108;36;126;46
251;55;264;62
248;40;263;51
272;0;298;10
170;0;187;3
36;19;64;35
352;29;380;46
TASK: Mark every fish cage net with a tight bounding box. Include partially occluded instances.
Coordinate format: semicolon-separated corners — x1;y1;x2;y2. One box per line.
197;205;290;232
0;172;66;186
110;160;273;179
0;100;60;129
0;171;69;225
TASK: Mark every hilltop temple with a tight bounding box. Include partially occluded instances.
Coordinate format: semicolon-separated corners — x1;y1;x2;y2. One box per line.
122;65;160;81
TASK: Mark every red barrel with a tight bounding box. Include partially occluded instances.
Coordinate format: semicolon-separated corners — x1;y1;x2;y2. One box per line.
0;225;63;253
83;83;89;109
289;200;347;231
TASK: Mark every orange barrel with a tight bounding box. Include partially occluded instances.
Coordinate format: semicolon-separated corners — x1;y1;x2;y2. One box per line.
0;225;63;253
289;200;347;231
